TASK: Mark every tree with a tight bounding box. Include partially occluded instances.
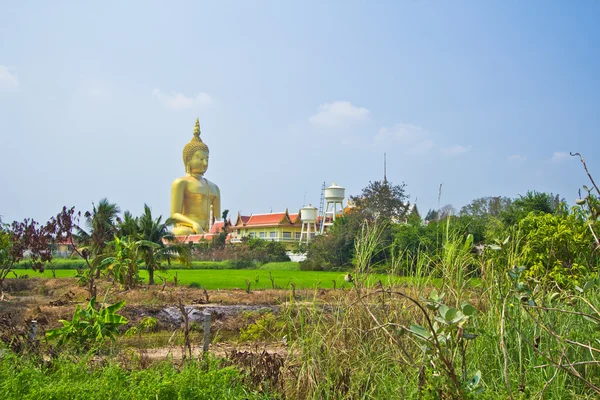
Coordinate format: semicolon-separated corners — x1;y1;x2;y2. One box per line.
502;191;564;226
460;196;512;218
78;198;121;254
211;210;230;250
408;204;421;224
77;199;121;281
350;180;410;222
458;196;512;244
438;204;457;220
0;207;84;297
425;209;439;223
118;204;190;285
391;219;441;273
301;211;365;270
0;218;54;296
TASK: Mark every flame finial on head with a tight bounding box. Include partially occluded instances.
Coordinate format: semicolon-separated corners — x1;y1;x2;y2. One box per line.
193;118;201;138
183;118;209;171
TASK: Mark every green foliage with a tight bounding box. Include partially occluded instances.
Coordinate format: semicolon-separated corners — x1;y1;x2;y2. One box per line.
408;289;482;397
460;196;512;219
258;261;299;271
245;239;290;263
391;219;442;273
100;236;144;288
301;212;363;270
125;316;158;337
116;204;190;285
77;198;121;256
239;313;285;342
45;296;128;349
14;259;237;270
502;190;563;226
516;211;597;288
350;179;410;221
0;351;268;399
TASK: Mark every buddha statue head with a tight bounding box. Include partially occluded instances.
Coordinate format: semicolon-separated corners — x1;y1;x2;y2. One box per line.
183;118;209;175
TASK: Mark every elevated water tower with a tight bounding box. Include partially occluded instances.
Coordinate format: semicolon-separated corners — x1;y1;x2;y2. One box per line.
320;182;345;234
299;204;318;243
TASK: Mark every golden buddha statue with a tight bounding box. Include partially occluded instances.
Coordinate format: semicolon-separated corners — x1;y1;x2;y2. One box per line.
171;118;221;235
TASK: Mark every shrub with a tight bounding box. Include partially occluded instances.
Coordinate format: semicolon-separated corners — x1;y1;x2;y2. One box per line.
518;210;598;288
45;297;128;350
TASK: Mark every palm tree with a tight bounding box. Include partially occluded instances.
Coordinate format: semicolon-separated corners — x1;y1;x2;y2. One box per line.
78;198;121;254
118;210;140;237
135;204;189;285
75;198;121;297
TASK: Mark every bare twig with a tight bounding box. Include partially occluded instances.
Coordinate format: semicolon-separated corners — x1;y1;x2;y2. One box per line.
534;360;600;369
538;349;566;399
523;304;600;323
177;299;192;361
501;294;514;399
523;307;600;355
571;152;600;196
384;289;463;394
358;289;415;367
507;311;600;394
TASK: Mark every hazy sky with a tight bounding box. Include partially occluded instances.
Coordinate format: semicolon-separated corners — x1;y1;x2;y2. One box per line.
1;1;599;224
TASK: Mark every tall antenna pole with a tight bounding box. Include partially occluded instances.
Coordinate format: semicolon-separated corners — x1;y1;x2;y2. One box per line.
383;153;387;183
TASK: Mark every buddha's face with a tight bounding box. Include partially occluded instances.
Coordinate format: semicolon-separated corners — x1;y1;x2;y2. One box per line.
188;150;209;175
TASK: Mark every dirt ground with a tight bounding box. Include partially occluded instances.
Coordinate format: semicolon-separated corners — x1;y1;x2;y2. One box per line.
0;277;348;360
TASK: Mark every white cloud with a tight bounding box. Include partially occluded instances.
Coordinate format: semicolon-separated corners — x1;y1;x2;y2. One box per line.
551;151;570;163
507;154;527;164
375;123;434;155
152;88;213;110
309;101;370;127
0;66;19;91
440;144;472;157
375;123;428;143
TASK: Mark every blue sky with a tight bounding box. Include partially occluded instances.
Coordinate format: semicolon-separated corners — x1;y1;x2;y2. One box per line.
1;1;599;223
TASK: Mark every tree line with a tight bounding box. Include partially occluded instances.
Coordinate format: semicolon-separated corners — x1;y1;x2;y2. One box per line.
0;201;289;297
301;179;600;289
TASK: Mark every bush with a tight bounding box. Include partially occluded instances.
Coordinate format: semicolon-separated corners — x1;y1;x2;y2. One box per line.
14;259;87;270
516;210;598;288
0;351;266;399
259;262;299;271
228;259;255;269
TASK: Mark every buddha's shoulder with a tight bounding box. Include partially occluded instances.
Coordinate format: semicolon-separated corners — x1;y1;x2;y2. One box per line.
203;178;220;191
172;176;194;186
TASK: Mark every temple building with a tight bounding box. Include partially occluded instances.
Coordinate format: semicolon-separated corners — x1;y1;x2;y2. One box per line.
229;209;305;249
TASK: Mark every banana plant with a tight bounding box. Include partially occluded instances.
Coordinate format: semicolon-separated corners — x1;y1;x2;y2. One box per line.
46;296;128;350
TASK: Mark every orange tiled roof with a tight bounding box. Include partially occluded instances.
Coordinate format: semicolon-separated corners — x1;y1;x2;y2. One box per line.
209;221;225;234
289;213;301;224
245;212;289;226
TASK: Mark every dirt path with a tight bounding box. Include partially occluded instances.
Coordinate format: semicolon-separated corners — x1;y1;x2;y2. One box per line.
139;342;289;361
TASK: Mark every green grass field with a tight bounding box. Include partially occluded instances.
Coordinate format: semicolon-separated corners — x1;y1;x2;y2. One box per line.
10;268;417;290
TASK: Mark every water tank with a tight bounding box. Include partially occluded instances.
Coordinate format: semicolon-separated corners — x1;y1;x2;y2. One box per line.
301;205;318;222
324;182;345;202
